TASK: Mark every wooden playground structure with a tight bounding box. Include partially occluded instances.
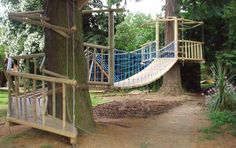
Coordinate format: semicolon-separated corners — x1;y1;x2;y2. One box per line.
4;3;204;144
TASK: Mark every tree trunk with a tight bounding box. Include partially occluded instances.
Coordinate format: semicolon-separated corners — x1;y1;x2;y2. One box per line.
159;0;184;96
44;0;95;132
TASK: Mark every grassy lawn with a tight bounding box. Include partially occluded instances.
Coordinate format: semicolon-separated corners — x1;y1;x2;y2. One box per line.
200;111;236;140
0;91;8;119
90;93;109;107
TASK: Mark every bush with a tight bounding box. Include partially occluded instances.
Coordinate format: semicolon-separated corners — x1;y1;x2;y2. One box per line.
206;61;236;111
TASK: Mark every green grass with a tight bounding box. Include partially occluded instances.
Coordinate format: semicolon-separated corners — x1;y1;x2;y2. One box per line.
0;91;8;105
200;111;236;140
90;93;109;107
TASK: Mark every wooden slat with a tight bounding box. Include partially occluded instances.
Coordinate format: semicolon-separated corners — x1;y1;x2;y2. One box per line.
8;76;12;117
52;82;56;117
93;49;96;81
15;76;19;118
33;79;37;121
23;78;27;120
62;83;66;130
83;42;110;50
12;53;45;60
185;42;188;59
42;80;46;127
101;49;104;82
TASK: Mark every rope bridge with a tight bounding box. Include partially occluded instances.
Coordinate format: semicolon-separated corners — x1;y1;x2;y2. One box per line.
86;40;177;88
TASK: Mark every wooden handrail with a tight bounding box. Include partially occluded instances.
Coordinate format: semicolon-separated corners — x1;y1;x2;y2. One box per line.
178;40;204;44
6;71;77;86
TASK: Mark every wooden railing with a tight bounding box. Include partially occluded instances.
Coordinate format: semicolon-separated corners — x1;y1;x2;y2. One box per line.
84;43;111;86
6;53;77;142
178;40;204;61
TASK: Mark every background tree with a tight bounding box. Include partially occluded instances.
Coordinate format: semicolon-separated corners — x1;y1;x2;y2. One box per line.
115;13;155;51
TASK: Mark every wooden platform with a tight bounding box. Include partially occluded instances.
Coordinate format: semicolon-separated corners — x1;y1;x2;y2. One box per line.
8;93;77;144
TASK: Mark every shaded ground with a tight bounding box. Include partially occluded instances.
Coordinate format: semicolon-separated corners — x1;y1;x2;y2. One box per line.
0;93;236;148
93;100;183;119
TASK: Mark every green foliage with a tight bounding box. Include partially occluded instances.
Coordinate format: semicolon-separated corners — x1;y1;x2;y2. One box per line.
207;62;236;111
217;50;236;68
115;13;155;51
0;0;44;57
200;111;236;139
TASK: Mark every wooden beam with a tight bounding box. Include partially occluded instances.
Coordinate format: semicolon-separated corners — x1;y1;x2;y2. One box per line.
9;16;75;34
8;13;49;21
95;61;109;78
12;53;45;60
6;71;77;86
83;42;110;50
82;8;124;14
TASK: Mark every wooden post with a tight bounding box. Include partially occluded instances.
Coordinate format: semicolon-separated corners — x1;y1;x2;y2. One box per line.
174;17;178;58
185;41;188;59
156;17;159;57
108;11;114;87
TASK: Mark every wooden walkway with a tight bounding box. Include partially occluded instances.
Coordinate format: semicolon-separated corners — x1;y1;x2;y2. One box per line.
114;58;177;88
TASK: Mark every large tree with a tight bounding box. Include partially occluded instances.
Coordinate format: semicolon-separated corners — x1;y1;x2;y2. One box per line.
159;0;184;95
44;0;95;132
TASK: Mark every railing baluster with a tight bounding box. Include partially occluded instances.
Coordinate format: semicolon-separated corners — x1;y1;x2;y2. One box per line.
15;76;19;118
62;83;66;130
93;49;96;81
101;48;104;82
42;80;46;127
52;82;56;117
8;76;12;118
23;78;27;120
33;79;37;122
185;41;188;59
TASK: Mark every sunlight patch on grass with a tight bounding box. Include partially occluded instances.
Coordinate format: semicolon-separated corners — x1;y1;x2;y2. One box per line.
90;93;109;107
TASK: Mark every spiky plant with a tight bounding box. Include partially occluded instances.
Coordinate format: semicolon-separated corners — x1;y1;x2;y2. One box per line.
207;61;236;111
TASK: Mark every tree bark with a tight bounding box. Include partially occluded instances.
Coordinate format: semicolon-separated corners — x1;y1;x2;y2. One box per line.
159;0;184;96
44;0;95;132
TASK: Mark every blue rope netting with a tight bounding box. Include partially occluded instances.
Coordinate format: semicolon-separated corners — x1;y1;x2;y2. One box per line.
90;41;176;82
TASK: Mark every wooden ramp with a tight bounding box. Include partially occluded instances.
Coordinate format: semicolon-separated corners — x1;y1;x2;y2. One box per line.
114;58;177;88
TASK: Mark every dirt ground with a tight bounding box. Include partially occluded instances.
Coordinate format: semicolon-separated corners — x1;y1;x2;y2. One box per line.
0;93;236;148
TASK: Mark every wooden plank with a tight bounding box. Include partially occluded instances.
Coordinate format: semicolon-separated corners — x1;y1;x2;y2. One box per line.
95;61;109;78
9;10;44;15
42;69;68;79
8;117;77;138
6;71;77;85
62;84;66;130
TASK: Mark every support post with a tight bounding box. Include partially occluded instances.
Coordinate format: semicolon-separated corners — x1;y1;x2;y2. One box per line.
174;17;178;58
156;17;159;58
108;11;114;87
